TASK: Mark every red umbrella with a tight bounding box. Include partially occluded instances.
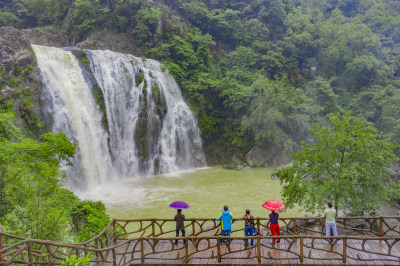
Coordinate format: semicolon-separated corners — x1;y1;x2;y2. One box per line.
262;200;285;211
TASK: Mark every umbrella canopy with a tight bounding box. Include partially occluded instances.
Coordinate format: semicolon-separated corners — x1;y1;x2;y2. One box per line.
262;200;285;211
169;201;190;209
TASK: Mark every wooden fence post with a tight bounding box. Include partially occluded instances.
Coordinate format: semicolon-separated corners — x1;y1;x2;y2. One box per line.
184;237;189;263
299;237;304;263
293;219;297;235
140;239;144;263
192;221;196;237
152;220;155;237
217;238;221;263
27;241;33;266
257;235;261;263
112;248;117;266
112;219;117;243
257;218;261;236
379;216;383;244
0;223;5;261
342;237;347;263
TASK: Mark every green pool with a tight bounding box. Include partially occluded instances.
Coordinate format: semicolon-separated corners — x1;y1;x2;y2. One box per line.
79;166;307;220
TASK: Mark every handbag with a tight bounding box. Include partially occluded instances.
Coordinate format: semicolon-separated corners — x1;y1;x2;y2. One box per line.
253;227;258;235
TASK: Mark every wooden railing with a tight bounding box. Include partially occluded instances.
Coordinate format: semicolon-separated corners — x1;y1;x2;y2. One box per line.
1;216;400;265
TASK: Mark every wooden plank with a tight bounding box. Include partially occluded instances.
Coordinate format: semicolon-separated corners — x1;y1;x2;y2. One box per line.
347;239;364;265
364;240;386;265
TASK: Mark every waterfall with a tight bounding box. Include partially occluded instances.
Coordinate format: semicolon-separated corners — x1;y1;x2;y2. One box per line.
33;45;206;189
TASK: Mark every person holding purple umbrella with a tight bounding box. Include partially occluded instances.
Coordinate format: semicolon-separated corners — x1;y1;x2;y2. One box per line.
169;201;190;245
174;209;185;245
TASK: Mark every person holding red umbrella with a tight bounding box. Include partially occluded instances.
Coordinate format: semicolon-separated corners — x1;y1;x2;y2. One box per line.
262;200;285;246
268;210;280;245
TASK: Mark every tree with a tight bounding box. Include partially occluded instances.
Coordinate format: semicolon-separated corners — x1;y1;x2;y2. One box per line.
0;111;109;242
273;113;399;215
241;75;314;152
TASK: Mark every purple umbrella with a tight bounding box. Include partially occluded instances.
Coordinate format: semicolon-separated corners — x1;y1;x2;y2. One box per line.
169;201;190;209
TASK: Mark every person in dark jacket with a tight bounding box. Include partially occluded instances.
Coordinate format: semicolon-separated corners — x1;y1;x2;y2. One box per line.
216;205;233;244
243;209;255;247
174;209;185;245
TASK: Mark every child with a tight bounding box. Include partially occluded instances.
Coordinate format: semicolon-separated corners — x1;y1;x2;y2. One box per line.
269;211;280;245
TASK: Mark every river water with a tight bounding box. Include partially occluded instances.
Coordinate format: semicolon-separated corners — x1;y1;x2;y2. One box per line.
78;166;306;220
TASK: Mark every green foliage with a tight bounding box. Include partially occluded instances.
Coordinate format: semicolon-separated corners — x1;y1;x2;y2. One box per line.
61;254;94;266
241;75;315;152
0;111;109;242
273;113;400;214
9;77;18;87
0;111;21;142
3;0;400;161
70;200;110;242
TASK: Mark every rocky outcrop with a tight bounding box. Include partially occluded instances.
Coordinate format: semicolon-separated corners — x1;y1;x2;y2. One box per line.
245;143;290;167
75;30;140;55
0;27;58;136
21;27;66;47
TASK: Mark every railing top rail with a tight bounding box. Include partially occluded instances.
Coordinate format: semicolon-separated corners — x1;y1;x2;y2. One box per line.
1;216;399;249
114;216;400;222
2;234;400;252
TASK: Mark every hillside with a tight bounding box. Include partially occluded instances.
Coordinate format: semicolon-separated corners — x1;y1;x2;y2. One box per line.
1;0;400;166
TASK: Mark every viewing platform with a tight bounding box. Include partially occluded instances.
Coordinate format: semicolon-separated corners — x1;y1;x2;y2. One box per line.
1;216;400;265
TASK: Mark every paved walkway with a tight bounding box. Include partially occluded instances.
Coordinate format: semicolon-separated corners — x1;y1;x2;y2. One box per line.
96;238;400;265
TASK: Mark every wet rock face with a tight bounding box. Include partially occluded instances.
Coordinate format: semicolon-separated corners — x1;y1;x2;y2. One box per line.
0;27;34;77
0;26;56;136
245;143;290;167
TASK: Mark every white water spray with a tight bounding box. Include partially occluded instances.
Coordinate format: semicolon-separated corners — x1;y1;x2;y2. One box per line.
33;45;205;189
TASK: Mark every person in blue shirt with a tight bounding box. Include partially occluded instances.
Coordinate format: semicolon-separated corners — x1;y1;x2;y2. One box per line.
216;205;233;244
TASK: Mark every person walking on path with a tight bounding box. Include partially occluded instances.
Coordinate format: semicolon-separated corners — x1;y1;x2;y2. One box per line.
243;209;255;247
216;205;233;244
269;210;280;245
174;209;185;245
324;201;337;243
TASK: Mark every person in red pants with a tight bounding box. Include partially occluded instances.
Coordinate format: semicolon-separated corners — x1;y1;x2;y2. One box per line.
269;211;280;245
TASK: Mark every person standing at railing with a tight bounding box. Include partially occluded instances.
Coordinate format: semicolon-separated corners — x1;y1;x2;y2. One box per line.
216;205;233;244
323;201;338;244
243;209;255;247
268;210;280;245
174;209;185;245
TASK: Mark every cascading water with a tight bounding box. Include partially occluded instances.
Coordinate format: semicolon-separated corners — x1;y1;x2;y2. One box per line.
33;45;113;188
86;50;206;175
33;45;206;190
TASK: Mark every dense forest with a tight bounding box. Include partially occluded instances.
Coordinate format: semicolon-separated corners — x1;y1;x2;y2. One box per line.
2;0;400;163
